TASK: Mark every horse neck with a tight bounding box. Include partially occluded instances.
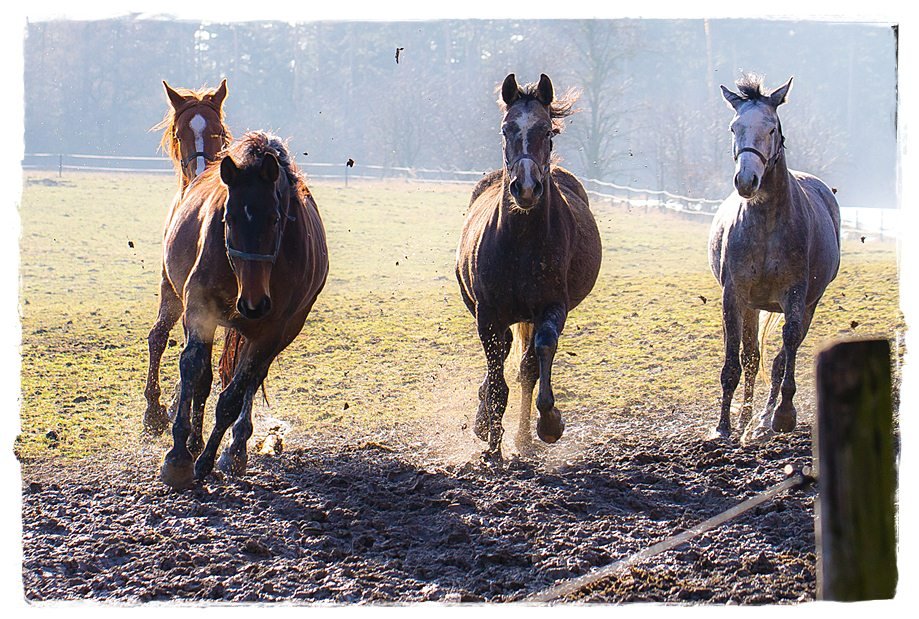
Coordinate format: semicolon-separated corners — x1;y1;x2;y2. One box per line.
750;149;793;213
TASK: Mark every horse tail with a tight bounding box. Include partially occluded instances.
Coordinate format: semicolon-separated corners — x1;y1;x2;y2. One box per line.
218;328;245;389
757;311;783;380
510;322;536;381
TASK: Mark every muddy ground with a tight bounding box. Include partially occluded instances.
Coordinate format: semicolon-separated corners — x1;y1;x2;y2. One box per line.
20;403;819;605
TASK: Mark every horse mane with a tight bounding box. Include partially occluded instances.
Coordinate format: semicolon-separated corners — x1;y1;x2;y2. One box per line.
226;131;312;206
498;80;580;134
734;73;769;102
151;84;231;169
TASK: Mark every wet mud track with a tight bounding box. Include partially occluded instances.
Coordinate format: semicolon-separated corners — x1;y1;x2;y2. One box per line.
21;415;817;604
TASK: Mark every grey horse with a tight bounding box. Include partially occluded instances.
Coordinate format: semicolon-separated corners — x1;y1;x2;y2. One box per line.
709;74;840;442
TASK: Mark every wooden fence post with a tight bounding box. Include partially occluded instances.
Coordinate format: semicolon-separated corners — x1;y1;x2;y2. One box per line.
815;338;897;601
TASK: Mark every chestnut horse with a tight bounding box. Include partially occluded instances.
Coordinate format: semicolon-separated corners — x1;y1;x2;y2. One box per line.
153;79;231;193
709;74;840;443
456;74;602;460
157;131;328;489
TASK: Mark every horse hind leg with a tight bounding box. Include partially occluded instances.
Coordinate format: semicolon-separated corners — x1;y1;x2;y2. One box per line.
738;309;761;434
515;324;538;454
217;386;258;476
143;275;182;435
534;305;566;444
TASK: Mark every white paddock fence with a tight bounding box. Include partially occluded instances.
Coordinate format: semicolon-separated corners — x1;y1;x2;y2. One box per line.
22;152;898;240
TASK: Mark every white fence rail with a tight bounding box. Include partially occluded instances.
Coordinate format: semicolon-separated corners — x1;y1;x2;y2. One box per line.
22;152;897;239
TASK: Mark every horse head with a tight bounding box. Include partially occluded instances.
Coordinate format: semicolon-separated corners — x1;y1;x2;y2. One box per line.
721;75;792;199
162;79;229;186
220;149;290;321
499;73;558;210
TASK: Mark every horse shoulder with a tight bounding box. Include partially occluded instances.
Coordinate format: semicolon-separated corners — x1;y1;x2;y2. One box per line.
469;170;503;207
790;170;841;236
551;166;589;205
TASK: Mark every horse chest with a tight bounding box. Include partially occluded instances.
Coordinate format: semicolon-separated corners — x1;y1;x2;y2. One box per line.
474;237;566;313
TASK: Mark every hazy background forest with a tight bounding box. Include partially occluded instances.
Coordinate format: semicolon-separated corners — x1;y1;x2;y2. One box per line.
23;17;896;206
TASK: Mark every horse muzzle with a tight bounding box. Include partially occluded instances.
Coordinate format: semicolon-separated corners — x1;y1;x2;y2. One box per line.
733;154;764;199
237;295;272;320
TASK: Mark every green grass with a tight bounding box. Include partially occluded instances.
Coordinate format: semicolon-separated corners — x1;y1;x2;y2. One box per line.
17;171;904;461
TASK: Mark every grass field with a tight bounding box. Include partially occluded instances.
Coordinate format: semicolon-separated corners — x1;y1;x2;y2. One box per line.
16;171;904;462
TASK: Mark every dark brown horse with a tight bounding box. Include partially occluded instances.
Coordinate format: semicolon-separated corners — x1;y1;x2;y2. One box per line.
144;80;233;435
709;74;840;443
456;74;602;460
156;131;328;489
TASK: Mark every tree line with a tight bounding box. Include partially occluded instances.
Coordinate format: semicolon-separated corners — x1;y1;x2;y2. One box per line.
24;17;896;205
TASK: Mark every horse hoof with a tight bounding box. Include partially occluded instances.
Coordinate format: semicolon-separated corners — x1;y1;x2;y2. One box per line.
741;423;774;446
772;405;797;433
143;406;170;436
161;451;195;490
480;448;504;467
217;449;248;477
536;408;565;444
707;425;731;441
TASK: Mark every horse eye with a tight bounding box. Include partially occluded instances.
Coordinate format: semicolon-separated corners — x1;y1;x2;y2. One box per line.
769;128;776;135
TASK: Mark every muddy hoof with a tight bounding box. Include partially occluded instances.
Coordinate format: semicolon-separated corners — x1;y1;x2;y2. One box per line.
217;448;248;477
536;408;565;444
161;450;195;490
741;422;775;445
479;448;504;467
143;405;170;436
772;404;797;433
707;425;732;441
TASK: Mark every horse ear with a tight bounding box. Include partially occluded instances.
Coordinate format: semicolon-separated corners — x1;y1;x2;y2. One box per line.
720;85;744;111
210;78;228;108
535;74;554;105
769;77;793;107
260;153;280;183
220;156;239;186
501;73;520;106
163;81;187;110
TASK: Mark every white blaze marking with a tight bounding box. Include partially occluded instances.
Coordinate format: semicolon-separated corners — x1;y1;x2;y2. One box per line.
515;108;540;187
189;113;207;176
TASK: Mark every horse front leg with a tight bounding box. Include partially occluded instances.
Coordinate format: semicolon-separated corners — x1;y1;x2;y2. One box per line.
474;324;512;444
195;345;273;480
772;299;816;433
534;304;567;444
476;315;511;461
713;289;743;439
143;274;182;435
160;316;215;490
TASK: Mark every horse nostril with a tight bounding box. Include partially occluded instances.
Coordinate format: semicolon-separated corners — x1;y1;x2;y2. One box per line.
260;297;272;315
533;180;543;197
510;179;521;197
751;174;759;189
